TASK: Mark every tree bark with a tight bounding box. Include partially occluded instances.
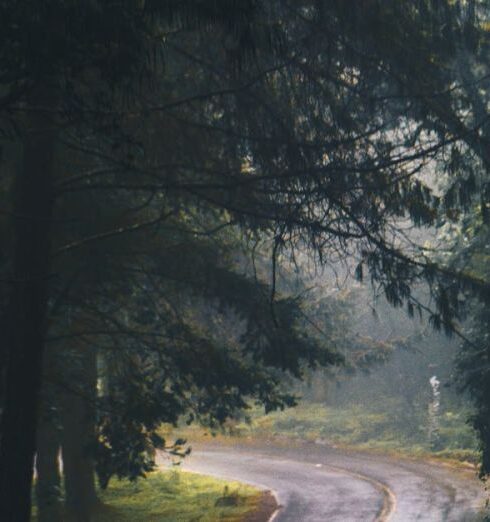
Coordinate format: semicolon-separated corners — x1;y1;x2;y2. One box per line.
61;344;99;521
0;86;56;521
35;340;63;522
36;413;62;522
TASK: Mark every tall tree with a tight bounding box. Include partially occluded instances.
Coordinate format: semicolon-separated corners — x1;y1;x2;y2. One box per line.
0;3;262;519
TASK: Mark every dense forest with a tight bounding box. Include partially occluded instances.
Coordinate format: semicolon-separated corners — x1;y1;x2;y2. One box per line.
0;1;489;521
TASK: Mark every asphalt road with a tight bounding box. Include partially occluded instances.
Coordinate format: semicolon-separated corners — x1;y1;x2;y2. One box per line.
180;442;487;522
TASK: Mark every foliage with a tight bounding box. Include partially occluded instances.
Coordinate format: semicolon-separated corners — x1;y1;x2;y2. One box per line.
231;402;479;464
29;0;490;331
451;222;490;476
54;209;340;487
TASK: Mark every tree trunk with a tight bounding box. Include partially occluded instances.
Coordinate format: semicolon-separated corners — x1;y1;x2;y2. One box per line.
36;340;63;522
0;86;56;522
61;344;99;521
36;414;62;522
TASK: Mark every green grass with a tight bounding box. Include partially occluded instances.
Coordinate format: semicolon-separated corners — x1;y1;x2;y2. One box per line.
32;469;263;522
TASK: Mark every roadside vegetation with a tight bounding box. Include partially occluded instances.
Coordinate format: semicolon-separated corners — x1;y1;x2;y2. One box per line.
31;470;262;522
167;401;479;466
240;403;479;464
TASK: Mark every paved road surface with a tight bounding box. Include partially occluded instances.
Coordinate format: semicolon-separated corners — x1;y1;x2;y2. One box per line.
179;442;486;521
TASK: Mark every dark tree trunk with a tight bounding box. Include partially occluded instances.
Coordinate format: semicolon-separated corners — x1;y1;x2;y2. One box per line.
36;414;62;522
0;87;56;522
36;341;63;522
61;344;99;521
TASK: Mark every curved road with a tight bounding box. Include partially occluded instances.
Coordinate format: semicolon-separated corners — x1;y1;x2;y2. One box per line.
179;442;486;521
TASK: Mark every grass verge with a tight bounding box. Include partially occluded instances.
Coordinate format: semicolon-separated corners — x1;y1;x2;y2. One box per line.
32;469;267;522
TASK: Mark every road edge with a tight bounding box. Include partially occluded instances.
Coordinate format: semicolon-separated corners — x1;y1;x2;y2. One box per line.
241;488;281;522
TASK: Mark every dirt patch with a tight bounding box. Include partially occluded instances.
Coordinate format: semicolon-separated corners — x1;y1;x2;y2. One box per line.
242;490;279;522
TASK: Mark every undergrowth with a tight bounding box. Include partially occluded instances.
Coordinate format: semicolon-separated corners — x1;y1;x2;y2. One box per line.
168;402;480;465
